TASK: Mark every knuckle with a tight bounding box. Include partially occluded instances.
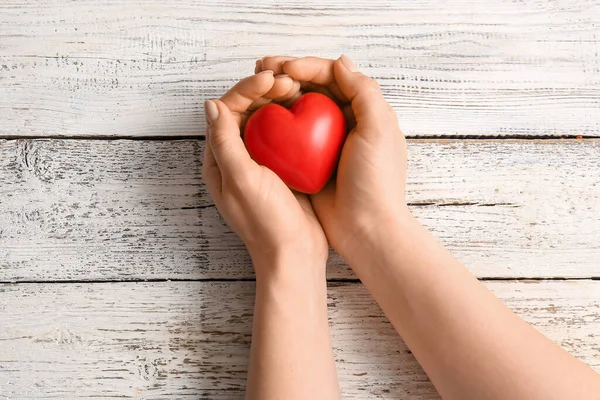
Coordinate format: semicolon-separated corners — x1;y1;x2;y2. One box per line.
370;125;388;138
269;79;291;98
361;77;381;92
262;57;276;68
209;129;231;152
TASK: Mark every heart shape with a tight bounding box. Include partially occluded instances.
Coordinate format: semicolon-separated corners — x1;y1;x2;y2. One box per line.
244;92;347;194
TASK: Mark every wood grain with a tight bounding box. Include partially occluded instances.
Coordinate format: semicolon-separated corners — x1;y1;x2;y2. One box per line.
1;139;598;281
1;0;599;138
0;280;597;399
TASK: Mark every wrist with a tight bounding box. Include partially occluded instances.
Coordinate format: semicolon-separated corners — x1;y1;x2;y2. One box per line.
342;205;416;273
251;249;327;287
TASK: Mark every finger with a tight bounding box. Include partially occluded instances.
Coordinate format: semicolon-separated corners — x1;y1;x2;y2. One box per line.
292;82;348;112
220;70;275;116
274;79;302;104
282;57;336;85
281;90;304;108
246;97;271;113
309;181;337;229
205;99;253;178
291;190;316;218
241;76;300;127
247;76;302;111
264;75;296;101
282;57;349;103
325;82;349;104
254;59;263;74
333;55;398;131
249;77;301;109
244;75;296;114
342;104;357;131
297;82;348;108
202;126;222;195
202;125;217;175
259;56;297;75
299;81;335;99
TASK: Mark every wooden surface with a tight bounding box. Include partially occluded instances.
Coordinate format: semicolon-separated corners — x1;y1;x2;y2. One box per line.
1;1;600;398
1;0;600;138
0;281;598;399
1;139;599;281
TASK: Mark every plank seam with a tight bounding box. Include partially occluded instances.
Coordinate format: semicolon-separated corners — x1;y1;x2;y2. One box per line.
0;135;597;141
0;277;597;285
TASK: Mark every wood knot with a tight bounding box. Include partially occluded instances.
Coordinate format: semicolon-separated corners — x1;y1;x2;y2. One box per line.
33;327;84;347
137;357;159;381
17;140;50;182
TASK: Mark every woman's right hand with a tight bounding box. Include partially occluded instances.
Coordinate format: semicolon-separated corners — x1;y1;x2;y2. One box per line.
257;56;409;265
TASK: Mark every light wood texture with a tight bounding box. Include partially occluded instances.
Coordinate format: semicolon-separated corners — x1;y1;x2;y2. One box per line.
1;139;598;281
1;3;598;399
0;280;597;399
1;0;599;138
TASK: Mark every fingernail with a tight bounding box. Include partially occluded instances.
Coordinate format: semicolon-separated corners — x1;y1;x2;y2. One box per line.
258;70;274;76
204;100;219;124
275;73;290;79
339;54;357;72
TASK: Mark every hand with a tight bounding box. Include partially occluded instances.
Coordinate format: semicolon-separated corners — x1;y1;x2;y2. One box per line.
202;71;328;275
256;56;408;265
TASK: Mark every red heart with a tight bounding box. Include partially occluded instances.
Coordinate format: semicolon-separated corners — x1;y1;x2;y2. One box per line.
244;93;347;194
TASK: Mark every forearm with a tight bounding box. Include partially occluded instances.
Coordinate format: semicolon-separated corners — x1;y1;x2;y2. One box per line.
245;254;340;400
350;210;600;400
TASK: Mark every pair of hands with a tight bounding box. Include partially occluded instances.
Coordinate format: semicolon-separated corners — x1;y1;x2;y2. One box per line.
203;55;408;274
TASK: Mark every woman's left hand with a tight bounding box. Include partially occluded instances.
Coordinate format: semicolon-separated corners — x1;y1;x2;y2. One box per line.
203;71;328;276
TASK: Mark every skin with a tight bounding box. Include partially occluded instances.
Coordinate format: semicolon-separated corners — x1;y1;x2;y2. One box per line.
204;56;600;399
203;70;339;400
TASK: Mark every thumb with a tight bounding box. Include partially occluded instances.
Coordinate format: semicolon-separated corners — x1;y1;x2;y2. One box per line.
310;182;336;233
333;55;398;132
205;99;253;178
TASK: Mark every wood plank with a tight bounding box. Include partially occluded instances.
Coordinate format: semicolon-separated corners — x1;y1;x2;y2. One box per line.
0;280;597;399
1;1;599;137
1;139;599;281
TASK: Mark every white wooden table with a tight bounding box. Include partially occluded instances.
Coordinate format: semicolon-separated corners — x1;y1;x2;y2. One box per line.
1;1;599;398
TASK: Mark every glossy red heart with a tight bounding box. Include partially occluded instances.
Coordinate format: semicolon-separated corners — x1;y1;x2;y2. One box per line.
244;92;347;194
